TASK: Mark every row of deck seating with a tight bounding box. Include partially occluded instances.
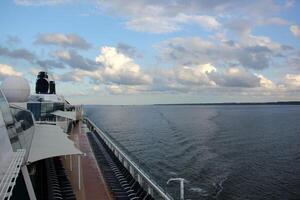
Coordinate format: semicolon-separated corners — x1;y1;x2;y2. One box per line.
87;131;155;200
45;158;76;200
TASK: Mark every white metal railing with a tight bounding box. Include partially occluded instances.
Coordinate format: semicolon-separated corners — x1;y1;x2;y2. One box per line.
0;149;26;200
85;117;174;200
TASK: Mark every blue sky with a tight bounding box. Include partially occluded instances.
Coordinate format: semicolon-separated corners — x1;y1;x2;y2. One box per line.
0;0;300;104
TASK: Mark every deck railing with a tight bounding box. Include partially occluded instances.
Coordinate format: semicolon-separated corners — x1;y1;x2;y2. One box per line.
84;117;174;200
0;149;26;200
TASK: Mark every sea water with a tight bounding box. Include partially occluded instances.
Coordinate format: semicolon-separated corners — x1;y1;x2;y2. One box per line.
85;105;300;200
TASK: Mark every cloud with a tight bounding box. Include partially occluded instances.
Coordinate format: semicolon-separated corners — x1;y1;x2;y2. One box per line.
0;45;73;70
285;0;295;8
105;84;152;95
14;0;289;34
6;35;22;45
162;63;217;87
116;43;141;58
258;17;289;26
0;45;36;63
153;64;268;95
175;14;221;30
290;25;300;38
106;85;124;94
257;74;276;89
51;50;98;70
97;0;285;33
286;52;300;70
92;85;101;92
98;0;280;19
209;67;260;88
125;14;221;33
158;36;283;70
15;0;289;35
14;0;72;6
35;59;66;69
95;46;152;85
157;37;214;65
35;33;91;49
125;16;180;33
55;46;152;86
53;57;281;96
99;1;223;33
57;69;99;82
284;74;300;87
237;46;272;70
0;64;22;80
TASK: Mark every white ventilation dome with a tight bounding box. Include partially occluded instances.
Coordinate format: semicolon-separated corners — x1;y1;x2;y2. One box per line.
1;76;30;102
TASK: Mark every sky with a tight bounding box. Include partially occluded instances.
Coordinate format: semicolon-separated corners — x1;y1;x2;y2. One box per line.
0;0;300;105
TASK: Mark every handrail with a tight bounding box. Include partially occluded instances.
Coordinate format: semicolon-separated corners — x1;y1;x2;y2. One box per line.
85;117;174;200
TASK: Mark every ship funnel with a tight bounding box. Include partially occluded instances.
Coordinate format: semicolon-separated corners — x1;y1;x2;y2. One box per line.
35;71;49;94
49;81;56;94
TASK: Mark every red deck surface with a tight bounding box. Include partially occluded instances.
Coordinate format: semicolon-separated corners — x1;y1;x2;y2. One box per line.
76;122;112;200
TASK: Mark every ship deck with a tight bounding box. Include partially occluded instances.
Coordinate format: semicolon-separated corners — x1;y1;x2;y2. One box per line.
63;121;113;200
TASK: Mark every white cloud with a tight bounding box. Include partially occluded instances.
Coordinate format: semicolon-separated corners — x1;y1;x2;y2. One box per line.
176;14;221;30
107;85;124;94
35;33;91;49
96;0;285;33
92;85;101;92
97;0;281;19
126;17;180;33
163;63;217;86
15;0;72;6
209;67;261;88
257;74;276;89
125;14;220;33
58;69;101;82
284;74;300;87
96;47;152;85
53;50;71;60
106;85;148;95
0;64;22;79
98;1;223;33
290;25;300;38
56;46;152;86
155;64;268;93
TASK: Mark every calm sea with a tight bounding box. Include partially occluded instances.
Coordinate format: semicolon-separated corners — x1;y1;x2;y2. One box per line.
84;105;300;200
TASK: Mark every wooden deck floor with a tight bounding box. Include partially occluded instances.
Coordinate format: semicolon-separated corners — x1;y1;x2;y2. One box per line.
67;121;113;200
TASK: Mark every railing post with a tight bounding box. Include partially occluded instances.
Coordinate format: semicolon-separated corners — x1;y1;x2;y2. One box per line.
148;185;153;196
69;155;72;171
129;165;134;176
123;160;128;168
21;165;37;200
137;174;143;185
78;155;81;190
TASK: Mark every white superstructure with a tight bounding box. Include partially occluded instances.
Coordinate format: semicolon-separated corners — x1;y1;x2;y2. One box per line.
0;73;83;200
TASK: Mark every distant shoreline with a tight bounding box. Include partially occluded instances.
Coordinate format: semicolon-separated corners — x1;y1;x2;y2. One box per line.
154;101;300;106
84;101;300;106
